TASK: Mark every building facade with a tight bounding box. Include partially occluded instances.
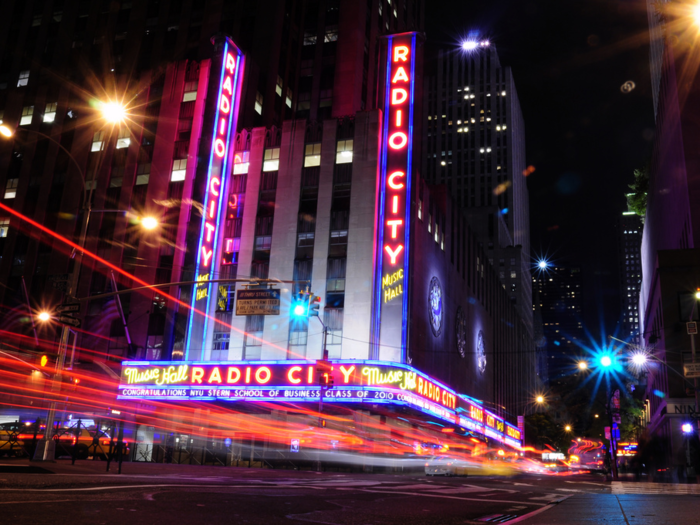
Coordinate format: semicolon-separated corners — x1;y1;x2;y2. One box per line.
638;2;700;478
617;211;643;344
422;44;532;338
532;265;584;382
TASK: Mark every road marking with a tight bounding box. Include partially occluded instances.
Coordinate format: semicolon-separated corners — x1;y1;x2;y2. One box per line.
0;500;73;505
565;481;604;486
359;489;545;506
528;493;567;502
555;488;582;492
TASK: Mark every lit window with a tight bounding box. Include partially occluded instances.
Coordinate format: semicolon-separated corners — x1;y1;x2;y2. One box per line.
20;106;34;126
502;91;506;96
254;92;263;115
136;163;150;185
116;127;130;149
4;178;18;199
263;148;280;172
336;139;353;164
435;222;439;243
233;151;250;174
510;270;517;278
286;87;293;108
304;143;321;167
222;237;240;265
171;158;187;181
43;102;58;123
303;32;317;46
17;70;30;87
417;199;422;220
91;130;105;152
297;232;315;247
182;81;197;102
276;75;283;97
440;232;444;251
428;214;432;233
255;236;272;251
324;27;338;43
0;218;8;237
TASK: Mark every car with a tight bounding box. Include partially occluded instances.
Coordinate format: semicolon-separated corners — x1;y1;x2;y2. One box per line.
0;421;36;457
425;455;478;476
53;425;119;460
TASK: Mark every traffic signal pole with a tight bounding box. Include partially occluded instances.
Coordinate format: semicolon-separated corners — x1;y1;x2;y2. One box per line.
316;323;328;472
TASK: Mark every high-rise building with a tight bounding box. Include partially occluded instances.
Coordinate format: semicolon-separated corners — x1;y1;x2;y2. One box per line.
0;0;536;454
532;266;584;382
422;43;531;337
637;2;700;478
617;211;643;344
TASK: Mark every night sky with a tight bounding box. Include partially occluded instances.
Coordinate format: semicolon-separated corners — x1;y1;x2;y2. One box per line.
424;0;655;340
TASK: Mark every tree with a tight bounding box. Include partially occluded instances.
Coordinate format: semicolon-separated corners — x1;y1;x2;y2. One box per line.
627;165;649;219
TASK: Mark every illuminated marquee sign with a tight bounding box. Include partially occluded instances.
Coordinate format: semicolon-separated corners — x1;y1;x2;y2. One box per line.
185;36;244;359
119;359;521;449
372;33;418;362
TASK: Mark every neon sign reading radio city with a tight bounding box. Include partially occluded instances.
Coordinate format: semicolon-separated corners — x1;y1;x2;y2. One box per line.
373;32;418;360
186;37;244;359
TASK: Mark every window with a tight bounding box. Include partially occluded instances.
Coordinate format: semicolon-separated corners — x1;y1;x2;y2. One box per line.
116;127;130;149
182;81;197;102
91;130;105;151
0;110;3;124
233;151;250;174
417;199;422;220
336;139;353;164
136;163;150;185
275;75;283;97
289;329;308;347
171;158;187;181
303;32;317;46
222;237;240;265
4;178;18;199
286;87;293;108
20;106;34;126
324;26;338;42
17;70;30;87
254;91;263;114
43;102;58;123
0;218;8;237
244;315;264;359
510;270;517;279
211;332;230;360
297;232;315;247
263;148;280;172
304;143;321;167
255;236;272;251
428;213;432;233
434;222;439;243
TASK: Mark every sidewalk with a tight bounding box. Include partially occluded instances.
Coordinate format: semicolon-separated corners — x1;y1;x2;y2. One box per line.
524;493;700;525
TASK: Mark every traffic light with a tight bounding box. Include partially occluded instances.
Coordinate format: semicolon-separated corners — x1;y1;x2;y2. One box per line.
308;294;321;317
40;355;49;367
316;360;334;388
291;291;309;317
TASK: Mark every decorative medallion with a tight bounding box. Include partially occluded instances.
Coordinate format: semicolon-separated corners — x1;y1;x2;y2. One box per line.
477;330;487;374
456;307;467;358
429;277;443;337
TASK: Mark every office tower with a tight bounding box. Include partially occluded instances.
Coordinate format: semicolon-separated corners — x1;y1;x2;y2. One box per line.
423;42;531;336
617;211;643;344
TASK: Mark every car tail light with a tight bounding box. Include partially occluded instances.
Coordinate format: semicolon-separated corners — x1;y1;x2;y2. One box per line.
102;440;111;446
71;437;77;445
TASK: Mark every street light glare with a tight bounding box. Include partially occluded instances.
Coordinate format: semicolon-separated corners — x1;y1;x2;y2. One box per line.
682;423;693;433
600;355;612;367
37;311;51;322
293;304;306;316
462;41;478;51
536;395;545;403
101;101;127;123
695;288;700;300
140;216;159;230
538;260;548;269
578;361;588;370
692;3;700;26
0;125;13;138
631;353;647;366
565;425;571;431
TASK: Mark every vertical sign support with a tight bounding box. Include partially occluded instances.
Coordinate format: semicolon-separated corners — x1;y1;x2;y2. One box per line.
184;35;245;360
372;33;418;362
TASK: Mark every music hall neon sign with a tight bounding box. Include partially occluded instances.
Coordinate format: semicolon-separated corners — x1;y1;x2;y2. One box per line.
373;32;418;362
185;37;244;359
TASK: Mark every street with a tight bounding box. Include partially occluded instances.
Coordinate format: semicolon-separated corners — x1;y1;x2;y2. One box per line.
1;461;699;524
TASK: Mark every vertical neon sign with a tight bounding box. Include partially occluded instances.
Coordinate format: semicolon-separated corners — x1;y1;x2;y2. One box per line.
185;36;244;360
372;33;417;362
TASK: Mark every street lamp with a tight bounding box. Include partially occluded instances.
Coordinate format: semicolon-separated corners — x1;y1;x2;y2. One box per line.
565;425;572;432
99;100;128;124
139;216;159;231
37;311;51;322
578;360;588;370
536;395;545;404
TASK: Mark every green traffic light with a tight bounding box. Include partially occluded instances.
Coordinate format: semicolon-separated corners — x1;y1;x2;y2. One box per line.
293;304;307;316
600;355;612;367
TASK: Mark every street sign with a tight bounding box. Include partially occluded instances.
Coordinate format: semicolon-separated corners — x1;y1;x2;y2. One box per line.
688;322;698;335
57;316;81;328
56;303;80;314
235;289;281;316
290;439;300;453
684;362;700;379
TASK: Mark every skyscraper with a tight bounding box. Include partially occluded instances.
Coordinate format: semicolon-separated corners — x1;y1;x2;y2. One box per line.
532;265;584;382
617;211;643;344
422;42;531;336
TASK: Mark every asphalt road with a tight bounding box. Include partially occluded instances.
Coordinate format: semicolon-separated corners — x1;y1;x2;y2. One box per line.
0;461;698;524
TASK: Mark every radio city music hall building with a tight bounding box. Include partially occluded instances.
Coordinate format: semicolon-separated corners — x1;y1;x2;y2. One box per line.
0;0;534;451
115;33;535;452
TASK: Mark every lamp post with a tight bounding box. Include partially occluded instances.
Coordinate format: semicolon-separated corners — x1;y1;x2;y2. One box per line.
2;101;131;460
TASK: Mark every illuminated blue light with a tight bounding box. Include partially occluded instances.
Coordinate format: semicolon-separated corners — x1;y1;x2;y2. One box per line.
293;304;307;317
538;260;549;269
462;41;478;51
501;207;509;215
653;389;665;398
600;355;612;367
682;423;693;433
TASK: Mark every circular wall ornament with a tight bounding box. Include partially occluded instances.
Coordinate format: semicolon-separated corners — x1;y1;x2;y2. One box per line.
429;277;443;337
477;330;487;374
455;307;467;358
